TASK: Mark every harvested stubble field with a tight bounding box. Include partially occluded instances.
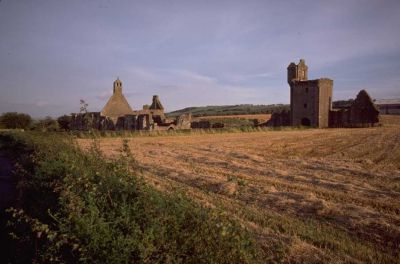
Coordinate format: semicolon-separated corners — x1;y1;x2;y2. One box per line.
78;115;400;263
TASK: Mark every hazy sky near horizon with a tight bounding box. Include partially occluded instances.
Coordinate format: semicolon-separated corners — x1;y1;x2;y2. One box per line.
0;0;399;117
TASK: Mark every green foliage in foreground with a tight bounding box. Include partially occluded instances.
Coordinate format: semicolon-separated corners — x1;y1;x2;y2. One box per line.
0;132;260;263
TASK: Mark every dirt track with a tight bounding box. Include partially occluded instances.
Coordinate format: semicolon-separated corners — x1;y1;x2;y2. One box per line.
78;120;400;262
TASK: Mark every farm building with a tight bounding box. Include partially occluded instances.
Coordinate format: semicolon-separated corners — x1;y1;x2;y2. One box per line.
374;99;400;115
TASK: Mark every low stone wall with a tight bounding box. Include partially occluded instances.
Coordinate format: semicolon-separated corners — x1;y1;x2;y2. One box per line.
70;112;191;131
264;110;290;127
191;120;211;129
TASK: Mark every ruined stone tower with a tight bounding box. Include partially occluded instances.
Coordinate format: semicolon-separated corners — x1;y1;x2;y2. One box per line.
288;59;333;128
149;95;164;111
101;78;134;122
287;59;308;83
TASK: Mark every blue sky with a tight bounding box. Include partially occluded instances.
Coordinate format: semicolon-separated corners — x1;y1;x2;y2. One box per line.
0;0;399;117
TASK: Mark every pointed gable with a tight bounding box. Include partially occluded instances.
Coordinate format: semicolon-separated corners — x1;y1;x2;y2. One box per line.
101;79;134;121
352;90;379;112
348;90;379;124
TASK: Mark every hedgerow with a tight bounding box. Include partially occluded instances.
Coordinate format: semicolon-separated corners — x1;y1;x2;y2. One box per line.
0;132;261;263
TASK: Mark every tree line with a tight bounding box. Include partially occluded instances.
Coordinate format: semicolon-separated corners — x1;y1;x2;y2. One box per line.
0;112;72;131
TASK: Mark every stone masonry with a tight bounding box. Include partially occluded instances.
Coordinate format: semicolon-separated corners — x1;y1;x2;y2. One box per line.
288;59;333;128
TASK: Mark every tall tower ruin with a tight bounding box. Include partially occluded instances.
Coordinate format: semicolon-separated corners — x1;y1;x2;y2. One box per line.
288;59;333;128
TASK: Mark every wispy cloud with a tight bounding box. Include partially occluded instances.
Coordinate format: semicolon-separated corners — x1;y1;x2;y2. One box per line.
34;100;52;107
116;67;264;110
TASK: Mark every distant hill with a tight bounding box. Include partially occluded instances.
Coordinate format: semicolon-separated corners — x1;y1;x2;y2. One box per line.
332;99;354;109
167;99;367;118
167;104;290;117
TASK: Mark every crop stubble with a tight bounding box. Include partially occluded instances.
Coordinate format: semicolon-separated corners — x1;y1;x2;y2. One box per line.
78;116;400;262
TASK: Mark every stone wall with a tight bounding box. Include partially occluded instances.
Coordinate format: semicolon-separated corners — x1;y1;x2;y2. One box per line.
290;80;319;127
191;120;211;129
71;112;115;131
317;79;333;128
175;113;192;129
71;112;146;131
264;110;290;127
70;112;191;131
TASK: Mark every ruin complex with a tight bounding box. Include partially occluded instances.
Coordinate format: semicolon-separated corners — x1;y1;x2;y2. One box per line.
264;59;380;128
70;79;191;131
70;61;380;131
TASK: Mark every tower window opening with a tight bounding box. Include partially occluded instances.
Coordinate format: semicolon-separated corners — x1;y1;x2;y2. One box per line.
304;103;307;108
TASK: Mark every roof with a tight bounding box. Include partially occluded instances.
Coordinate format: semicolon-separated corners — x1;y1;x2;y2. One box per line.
374;99;400;105
101;80;134;120
101;93;134;118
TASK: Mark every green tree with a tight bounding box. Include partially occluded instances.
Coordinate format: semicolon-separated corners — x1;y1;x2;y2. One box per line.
0;112;32;129
33;116;59;132
57;115;72;131
80;99;88;113
80;99;94;130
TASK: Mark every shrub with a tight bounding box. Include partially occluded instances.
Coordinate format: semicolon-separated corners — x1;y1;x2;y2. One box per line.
32;117;59;132
57;115;72;131
0;112;32;129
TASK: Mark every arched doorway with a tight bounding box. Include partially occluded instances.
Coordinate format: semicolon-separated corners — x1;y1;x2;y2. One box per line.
301;117;311;126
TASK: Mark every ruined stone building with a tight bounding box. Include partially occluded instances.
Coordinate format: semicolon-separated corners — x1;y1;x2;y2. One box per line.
265;59;379;128
70;79;191;131
329;90;380;127
288;59;333;128
288;59;379;128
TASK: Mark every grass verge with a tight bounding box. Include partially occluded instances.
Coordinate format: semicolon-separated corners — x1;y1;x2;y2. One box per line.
0;132;261;263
